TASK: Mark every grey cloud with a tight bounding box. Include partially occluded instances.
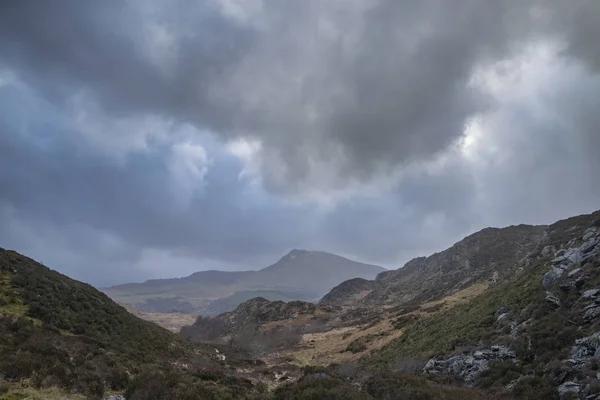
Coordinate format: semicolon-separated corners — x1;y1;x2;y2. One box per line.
1;0;600;286
4;0;592;196
0;92;314;276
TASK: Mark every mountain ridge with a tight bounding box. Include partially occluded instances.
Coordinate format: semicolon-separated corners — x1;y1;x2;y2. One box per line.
320;222;550;306
103;249;386;316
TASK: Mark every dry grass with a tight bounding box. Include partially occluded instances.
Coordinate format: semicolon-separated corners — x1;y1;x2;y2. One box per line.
416;282;489;314
282;318;403;366
267;283;490;367
0;272;27;317
128;309;197;331
0;385;87;400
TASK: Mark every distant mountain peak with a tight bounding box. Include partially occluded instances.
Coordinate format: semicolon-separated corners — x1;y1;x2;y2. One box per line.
285;249;312;258
104;248;385;316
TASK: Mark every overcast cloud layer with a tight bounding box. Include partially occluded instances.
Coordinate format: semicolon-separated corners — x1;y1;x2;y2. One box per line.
1;0;599;286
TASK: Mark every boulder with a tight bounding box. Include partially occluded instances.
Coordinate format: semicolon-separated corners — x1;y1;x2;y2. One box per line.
545;291;561;308
552;254;569;265
423;346;515;385
560;276;585;293
583;305;600;322
583;227;598;242
580;238;599;254
558;381;580;397
496;313;508;322
582;289;600;299
543;267;565;288
568;268;582;277
570;332;600;366
510;322;518;339
542;245;556;257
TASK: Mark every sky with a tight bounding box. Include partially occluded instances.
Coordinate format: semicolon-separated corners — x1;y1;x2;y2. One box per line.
1;0;600;287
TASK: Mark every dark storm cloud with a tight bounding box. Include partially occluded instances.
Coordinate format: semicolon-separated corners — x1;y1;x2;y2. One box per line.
1;0;600;285
0;82;316;284
0;0;255;127
1;0;578;195
0;121;311;264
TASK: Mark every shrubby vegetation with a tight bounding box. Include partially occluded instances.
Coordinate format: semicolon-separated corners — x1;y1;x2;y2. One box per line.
0;249;262;399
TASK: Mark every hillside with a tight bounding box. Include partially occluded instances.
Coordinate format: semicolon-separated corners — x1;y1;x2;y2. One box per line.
179;210;600;399
0;248;265;399
320;224;548;307
359;211;600;396
320;278;378;306
103;250;385;316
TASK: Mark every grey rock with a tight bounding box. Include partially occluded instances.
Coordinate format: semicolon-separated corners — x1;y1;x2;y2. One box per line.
542;245;556;257
582;289;600;299
581;238;599;254
491;271;500;284
558;381;580;397
496;313;508;322
555;249;567;257
571;332;600;366
545;291;561;308
510;322;518;339
423;346;515;385
560;276;585;293
552;254;569;265
104;396;126;400
584;306;600;321
583;227;598;242
568;268;582;277
494;306;508;317
424;359;437;370
543;267;565;288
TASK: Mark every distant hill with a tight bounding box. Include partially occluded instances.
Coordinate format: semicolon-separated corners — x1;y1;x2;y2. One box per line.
103;249;385;316
0;248;263;399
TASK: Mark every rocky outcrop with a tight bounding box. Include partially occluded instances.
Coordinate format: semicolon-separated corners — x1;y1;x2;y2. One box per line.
181;297;326;341
583;303;600;322
557;381;580;397
582;289;600;299
542;225;600;293
423;345;516;384
569;332;600;367
545;291;561;308
320;277;378;305
543;266;565;288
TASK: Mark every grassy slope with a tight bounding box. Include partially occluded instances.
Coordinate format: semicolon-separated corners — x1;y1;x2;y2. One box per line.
0;248;262;400
361;213;600;397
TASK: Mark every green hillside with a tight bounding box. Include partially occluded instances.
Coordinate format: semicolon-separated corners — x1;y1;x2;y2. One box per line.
0;248;262;400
